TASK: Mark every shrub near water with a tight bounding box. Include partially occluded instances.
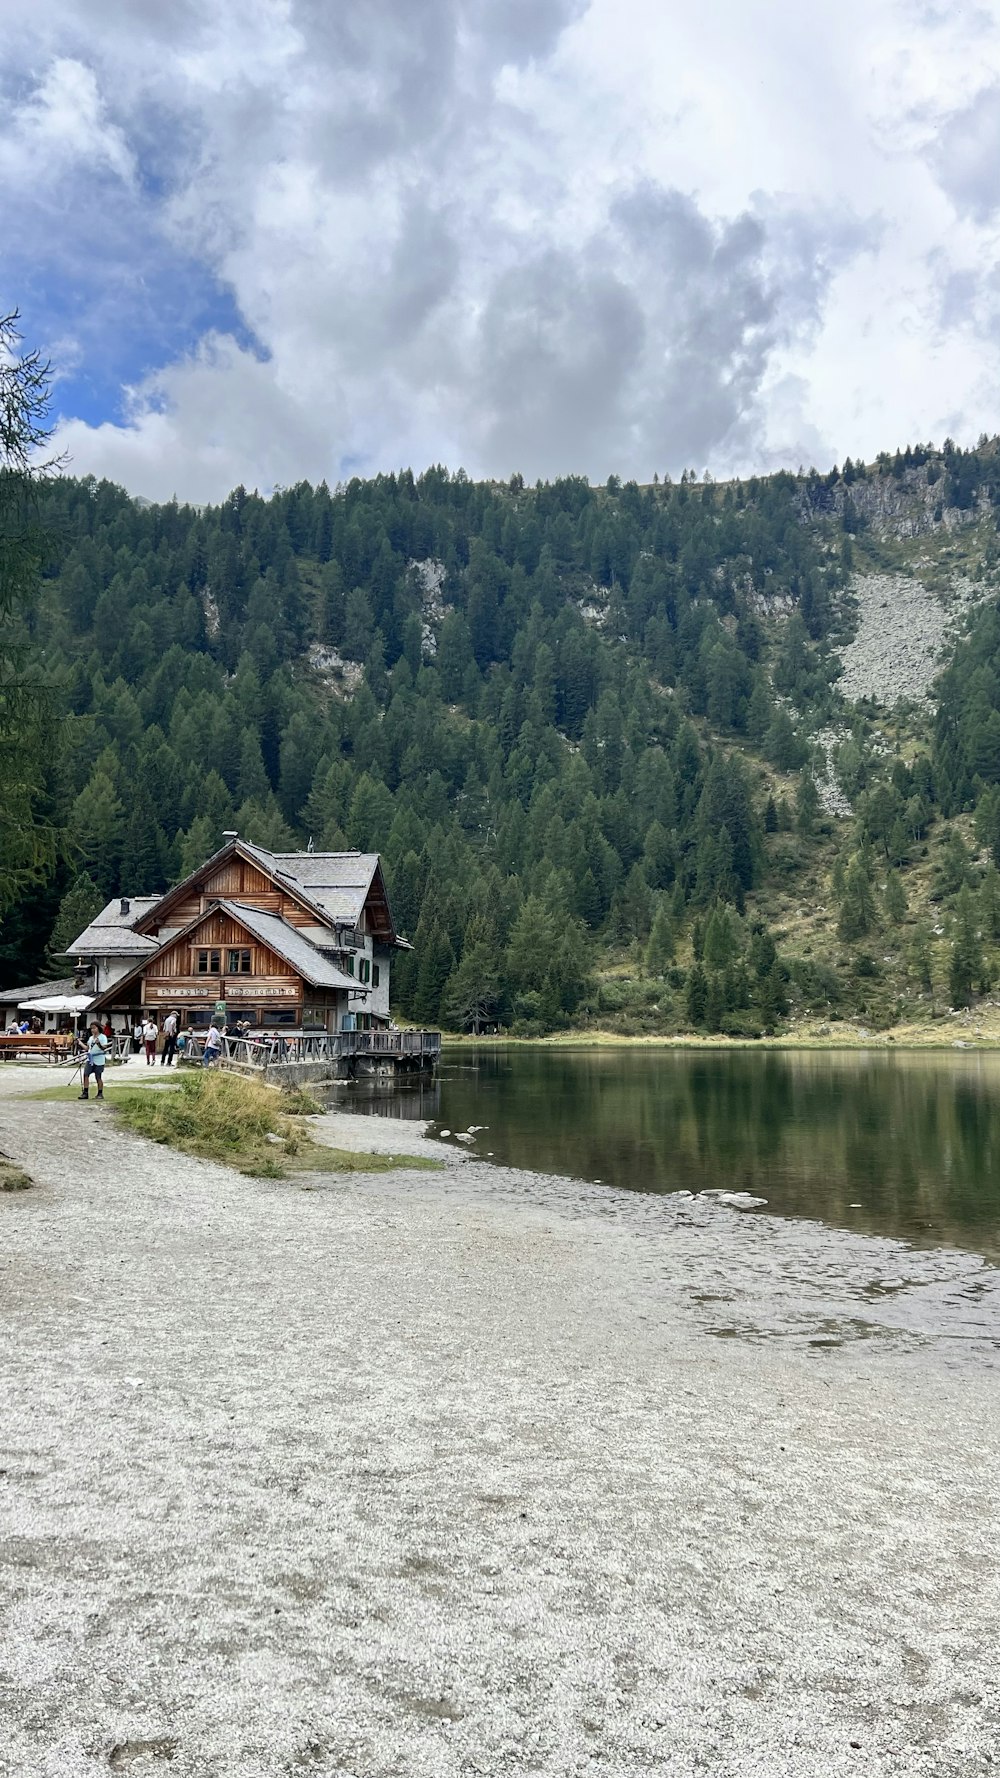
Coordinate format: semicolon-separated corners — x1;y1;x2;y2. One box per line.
114;1071;312;1176
112;1069;439;1178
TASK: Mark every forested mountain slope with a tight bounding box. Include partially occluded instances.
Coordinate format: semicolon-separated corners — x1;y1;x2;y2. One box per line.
9;441;1000;1036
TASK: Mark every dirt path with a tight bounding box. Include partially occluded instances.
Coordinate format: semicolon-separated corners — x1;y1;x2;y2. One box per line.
1;1072;999;1777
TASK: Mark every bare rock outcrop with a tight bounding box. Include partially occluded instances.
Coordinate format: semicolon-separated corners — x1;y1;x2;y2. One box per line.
835;572;985;707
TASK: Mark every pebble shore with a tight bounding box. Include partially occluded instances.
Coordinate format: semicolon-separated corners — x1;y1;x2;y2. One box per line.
1;1067;999;1777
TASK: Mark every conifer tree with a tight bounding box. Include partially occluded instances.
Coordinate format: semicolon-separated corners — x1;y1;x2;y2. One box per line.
645;902;675;975
703;902;740;970
0;311;59;925
413;919;456;1025
757;962;788;1028
685;962;707;1026
704;971;726;1031
883;871;907;924
837;857;877;941
795;773;820;836
909;923;933;994
979;862;1000;942
46;873;103;967
949;885;982;1007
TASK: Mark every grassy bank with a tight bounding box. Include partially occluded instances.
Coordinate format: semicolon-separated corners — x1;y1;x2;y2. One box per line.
37;1072;441;1178
440;1011;1000;1050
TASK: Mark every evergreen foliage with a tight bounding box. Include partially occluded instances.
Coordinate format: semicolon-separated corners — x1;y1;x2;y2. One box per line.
0;313;60;921
1;463;849;1027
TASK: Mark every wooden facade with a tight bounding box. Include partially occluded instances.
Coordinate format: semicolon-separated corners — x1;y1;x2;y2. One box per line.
92;841;395;1032
145;862;319;937
141;910;305;1019
137;853;395;944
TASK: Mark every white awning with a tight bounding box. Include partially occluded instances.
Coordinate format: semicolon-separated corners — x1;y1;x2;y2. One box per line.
18;994;95;1013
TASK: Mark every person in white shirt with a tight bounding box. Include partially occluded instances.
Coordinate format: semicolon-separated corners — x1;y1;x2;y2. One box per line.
142;1016;159;1066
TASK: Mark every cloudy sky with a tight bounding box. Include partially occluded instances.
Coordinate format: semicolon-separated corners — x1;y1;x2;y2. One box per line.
3;0;1000;502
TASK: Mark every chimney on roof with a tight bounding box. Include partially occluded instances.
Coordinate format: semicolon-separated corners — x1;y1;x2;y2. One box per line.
222;830;238;843
120;897;130;916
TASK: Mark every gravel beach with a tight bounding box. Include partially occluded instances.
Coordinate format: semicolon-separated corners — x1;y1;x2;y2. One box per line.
1;1066;999;1777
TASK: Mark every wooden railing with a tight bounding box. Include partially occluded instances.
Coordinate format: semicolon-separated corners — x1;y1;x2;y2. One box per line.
184;1029;441;1070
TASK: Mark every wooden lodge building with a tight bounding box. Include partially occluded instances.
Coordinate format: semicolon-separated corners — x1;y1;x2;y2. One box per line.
66;836;408;1035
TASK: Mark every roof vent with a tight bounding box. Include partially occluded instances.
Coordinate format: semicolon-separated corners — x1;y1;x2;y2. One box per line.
222;830;239;843
120;897;130;916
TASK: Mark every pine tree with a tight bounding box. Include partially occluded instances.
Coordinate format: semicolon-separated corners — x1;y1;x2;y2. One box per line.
764;708;807;771
887;816;910;866
949;885;982;1007
704;971;726;1031
443;937;503;1033
702;901;740;970
0;311;59;927
757;962;787;1029
795;773;820;835
909;922;933;994
70;768;124;899
413;919;455;1025
237;729;269;805
838;858;877;941
46;873;103;966
645;903;675;975
685;962;707;1026
979;863;1000;941
883;871;907;924
936;828;970;897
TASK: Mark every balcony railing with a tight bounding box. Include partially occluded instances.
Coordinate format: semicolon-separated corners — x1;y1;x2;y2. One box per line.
184;1029;441;1069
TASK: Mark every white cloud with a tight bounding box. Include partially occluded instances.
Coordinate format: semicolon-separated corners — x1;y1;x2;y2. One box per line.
0;57;135;187
0;0;997;499
52;334;335;505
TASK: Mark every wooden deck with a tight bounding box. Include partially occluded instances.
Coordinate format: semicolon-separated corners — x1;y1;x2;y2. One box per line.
188;1028;441;1078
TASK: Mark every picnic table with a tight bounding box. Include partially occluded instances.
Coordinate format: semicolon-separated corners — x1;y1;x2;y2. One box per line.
0;1033;77;1062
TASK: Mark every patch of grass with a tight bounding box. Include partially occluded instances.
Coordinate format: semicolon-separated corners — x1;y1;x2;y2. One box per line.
0;1160;34;1191
304;1147;442;1174
281;1087;324;1115
37;1070;444;1178
112;1070;297;1173
25;1083;88;1102
25;1074;443;1173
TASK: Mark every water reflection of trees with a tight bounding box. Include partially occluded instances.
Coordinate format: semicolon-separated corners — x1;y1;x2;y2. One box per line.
444;1050;1000;1257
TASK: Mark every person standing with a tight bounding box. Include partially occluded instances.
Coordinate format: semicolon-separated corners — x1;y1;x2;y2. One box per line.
202;1023;223;1068
78;1022;109;1101
161;1009;179;1068
142;1015;158;1066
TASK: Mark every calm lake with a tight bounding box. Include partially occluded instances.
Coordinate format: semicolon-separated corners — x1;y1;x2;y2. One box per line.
350;1045;1000;1263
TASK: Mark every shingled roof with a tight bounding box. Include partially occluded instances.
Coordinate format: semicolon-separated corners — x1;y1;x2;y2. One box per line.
236;842;381;926
216;902;362;991
0;974;81;1007
66;896;162;957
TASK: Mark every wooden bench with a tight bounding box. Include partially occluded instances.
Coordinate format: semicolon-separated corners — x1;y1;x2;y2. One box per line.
0;1033;76;1062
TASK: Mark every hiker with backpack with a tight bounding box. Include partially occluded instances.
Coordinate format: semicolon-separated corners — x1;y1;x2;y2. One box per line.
78;1022;109;1101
